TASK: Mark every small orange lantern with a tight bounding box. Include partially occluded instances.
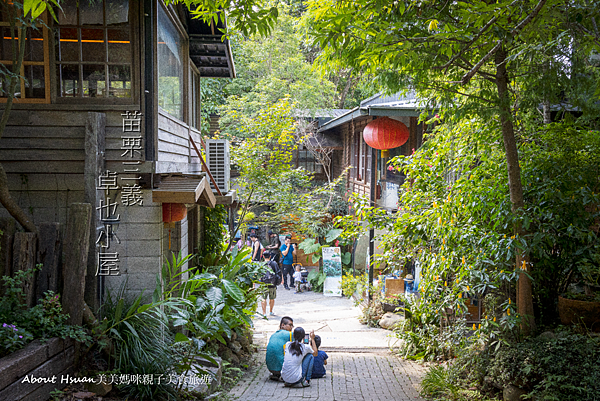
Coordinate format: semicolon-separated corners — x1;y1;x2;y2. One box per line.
363;117;409;158
162;203;187;223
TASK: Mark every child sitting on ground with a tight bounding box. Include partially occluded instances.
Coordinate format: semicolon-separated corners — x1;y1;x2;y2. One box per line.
293;265;303;293
311;335;328;378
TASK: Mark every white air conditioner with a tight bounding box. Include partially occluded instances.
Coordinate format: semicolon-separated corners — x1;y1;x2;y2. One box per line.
205;139;230;193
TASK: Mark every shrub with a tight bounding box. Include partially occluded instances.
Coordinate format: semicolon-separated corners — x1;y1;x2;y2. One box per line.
0;267;90;357
485;330;600;400
0;323;33;357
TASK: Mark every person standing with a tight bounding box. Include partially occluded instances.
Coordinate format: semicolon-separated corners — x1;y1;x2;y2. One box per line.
280;234;297;290
250;233;263;261
265;230;282;265
260;251;280;317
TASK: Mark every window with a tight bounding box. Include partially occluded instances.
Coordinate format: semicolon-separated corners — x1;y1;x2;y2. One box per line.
296;145;323;174
55;0;131;99
157;5;184;120
0;10;50;102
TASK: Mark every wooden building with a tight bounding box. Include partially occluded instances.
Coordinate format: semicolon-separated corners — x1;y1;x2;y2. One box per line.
316;92;431;272
0;0;236;302
318;92;429;212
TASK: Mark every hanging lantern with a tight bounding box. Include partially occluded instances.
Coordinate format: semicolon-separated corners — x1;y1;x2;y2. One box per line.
363;117;409;158
162;203;187;223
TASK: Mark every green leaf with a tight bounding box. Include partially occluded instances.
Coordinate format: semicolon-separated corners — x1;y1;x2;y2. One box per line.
222;279;245;303
325;228;343;243
299;238;321;254
206;287;224;309
341;252;352;265
175;332;190;343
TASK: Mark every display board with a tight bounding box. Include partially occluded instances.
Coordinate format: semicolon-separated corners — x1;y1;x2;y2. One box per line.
322;246;342;297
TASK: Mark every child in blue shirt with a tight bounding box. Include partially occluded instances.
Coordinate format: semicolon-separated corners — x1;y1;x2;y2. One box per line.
311;335;328;378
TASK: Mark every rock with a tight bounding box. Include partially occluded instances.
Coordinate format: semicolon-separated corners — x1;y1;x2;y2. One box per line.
85;381;112;396
204;391;222;400
230;340;243;355
537;331;556;341
228;353;240;367
484;376;503;390
238;332;250;350
245;330;254;345
231;331;238;341
195;355;223;369
378;312;403;329
183;363;222;396
219;347;234;361
72;392;96;399
504;384;527;401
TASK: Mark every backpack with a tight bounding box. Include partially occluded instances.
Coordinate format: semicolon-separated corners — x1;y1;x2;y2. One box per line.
260;261;281;286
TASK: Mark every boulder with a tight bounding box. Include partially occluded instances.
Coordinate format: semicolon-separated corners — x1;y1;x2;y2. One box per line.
228;353;240;367
504;384;527;401
378;312;403;329
537;331;556;341
84;381;112;396
238;333;250;350
230;340;243;356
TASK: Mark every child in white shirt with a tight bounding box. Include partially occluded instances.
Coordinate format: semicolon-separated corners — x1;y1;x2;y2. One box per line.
293;265;303;293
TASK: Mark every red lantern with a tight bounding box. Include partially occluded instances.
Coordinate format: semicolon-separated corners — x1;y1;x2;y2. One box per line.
162;203;187;223
363;117;409;158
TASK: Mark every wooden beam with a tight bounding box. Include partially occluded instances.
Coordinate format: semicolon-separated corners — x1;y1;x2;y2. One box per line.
36;223;61;303
12;232;37;307
84;112;105;311
62;203;92;326
214;189;236;205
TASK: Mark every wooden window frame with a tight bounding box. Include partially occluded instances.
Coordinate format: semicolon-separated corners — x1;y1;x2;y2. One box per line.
189;61;200;129
52;1;139;105
156;1;189;124
0;13;51;104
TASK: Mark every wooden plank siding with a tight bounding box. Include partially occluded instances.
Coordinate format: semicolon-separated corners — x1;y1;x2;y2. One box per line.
0;110;126;226
156;109;204;174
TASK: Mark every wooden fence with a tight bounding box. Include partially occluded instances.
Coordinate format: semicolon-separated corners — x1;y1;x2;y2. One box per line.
0;203;92;326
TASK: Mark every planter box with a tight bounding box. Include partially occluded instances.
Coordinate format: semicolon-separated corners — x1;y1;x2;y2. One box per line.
0;338;76;401
558;295;600;332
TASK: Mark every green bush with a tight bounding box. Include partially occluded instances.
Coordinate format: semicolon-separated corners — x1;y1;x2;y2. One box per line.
0;267;90;357
485;330;600;400
98;285;179;400
1;323;33;357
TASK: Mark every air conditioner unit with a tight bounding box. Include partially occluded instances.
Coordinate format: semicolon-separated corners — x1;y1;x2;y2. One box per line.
205;139;230;193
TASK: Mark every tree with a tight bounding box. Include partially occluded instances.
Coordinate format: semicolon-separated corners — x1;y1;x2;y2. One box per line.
217;6;337;138
305;0;600;334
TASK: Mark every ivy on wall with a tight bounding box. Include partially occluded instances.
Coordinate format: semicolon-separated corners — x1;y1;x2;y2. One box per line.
199;205;227;259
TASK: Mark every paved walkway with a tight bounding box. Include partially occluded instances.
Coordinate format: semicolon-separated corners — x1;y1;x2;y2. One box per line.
227;284;426;400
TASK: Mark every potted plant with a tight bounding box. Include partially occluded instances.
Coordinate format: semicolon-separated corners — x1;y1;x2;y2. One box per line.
558;261;600;331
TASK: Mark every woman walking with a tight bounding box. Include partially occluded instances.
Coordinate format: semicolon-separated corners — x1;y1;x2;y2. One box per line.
281;327;318;387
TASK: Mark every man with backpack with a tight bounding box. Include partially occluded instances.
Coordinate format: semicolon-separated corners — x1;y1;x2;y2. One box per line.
260;251;281;318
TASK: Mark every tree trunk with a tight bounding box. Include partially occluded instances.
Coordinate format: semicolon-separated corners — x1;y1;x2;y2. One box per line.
495;47;535;335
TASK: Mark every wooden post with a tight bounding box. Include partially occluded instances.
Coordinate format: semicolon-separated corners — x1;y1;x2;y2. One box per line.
84;112;105;311
12;232;37;307
0;218;16;296
36;222;62;302
62;203;92;326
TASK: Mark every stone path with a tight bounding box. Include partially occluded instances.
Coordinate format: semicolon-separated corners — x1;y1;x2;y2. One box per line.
229;350;425;401
226;284;426;400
